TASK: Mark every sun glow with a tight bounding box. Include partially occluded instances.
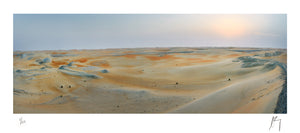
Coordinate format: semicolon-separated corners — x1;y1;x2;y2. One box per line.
212;16;249;38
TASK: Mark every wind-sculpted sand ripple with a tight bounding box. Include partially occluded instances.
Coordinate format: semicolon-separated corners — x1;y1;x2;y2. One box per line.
58;65;101;79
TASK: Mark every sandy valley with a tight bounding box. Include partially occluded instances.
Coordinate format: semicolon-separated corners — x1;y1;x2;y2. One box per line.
13;47;287;113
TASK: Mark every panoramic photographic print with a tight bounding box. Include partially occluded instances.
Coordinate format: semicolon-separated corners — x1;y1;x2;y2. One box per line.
13;14;287;113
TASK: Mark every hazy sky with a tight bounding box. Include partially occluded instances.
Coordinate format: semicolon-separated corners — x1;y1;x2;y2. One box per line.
14;14;287;51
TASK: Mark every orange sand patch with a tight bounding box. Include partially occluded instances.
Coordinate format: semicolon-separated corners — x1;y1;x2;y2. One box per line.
89;60;111;68
210;55;220;58
28;64;40;66
76;64;85;67
100;63;111;68
51;60;68;67
124;65;135;68
60;59;70;61
145;54;181;61
120;69;144;75
186;58;202;61
186;58;216;63
171;58;216;67
188;53;206;56
73;58;88;63
123;54;139;59
201;59;216;62
225;54;240;58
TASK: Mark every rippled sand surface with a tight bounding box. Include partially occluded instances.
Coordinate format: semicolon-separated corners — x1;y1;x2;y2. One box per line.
13;47;287;113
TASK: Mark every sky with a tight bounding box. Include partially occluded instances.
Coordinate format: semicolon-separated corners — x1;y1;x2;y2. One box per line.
13;14;287;51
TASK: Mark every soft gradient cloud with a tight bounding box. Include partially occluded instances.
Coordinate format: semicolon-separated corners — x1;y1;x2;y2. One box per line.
14;14;287;51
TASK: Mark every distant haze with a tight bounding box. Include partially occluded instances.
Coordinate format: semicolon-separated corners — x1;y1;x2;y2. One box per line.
14;14;287;51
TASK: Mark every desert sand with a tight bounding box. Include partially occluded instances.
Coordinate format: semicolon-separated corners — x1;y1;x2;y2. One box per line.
13;47;287;113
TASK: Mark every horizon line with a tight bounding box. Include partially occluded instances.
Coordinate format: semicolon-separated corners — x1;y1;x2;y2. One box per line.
13;46;287;52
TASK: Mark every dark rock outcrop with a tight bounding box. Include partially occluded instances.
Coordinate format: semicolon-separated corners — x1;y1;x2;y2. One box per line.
100;69;109;73
236;56;269;68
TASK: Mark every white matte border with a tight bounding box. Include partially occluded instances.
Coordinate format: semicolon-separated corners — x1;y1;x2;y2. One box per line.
1;0;299;133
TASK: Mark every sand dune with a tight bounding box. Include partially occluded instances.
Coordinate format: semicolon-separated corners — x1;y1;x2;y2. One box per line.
13;47;287;113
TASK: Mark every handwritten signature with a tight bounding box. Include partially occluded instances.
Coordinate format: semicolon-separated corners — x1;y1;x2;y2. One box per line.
269;116;281;131
19;117;26;125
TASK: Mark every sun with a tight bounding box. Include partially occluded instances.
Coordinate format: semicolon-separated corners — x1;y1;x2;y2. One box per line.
212;16;248;38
